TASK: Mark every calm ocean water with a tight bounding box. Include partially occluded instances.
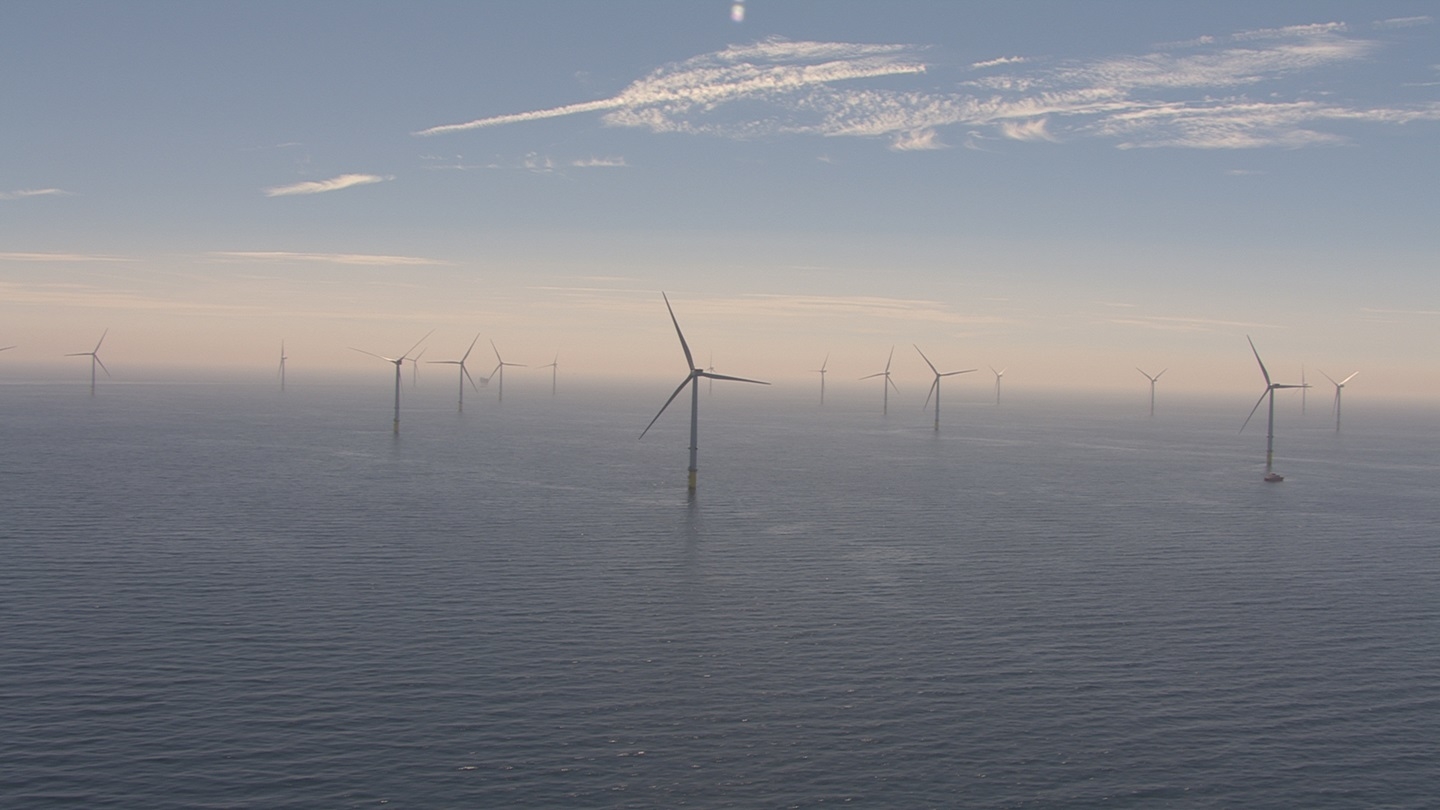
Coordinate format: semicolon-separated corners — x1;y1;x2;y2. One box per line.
3;381;1438;808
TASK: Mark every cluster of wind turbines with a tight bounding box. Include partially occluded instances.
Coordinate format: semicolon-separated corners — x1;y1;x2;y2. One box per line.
1239;336;1359;482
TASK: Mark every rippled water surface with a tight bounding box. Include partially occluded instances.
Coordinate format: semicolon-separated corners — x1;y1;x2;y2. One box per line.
4;383;1438;808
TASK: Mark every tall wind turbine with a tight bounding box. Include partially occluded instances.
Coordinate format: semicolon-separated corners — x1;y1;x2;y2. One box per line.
1136;367;1166;417
428;333;481;412
915;345;976;431
66;329;109;396
278;340;287;391
489;341;525;403
408;347;427;387
990;366;1006;405
812;353;829;406
351;330;431;434
860;347;900;415
640;293;769;491
538;353;559;396
1318;369;1359;432
1241;336;1308;482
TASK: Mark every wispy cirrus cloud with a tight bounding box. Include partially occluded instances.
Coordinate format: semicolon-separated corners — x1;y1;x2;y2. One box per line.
262;173;392;197
419;26;1440;151
0;251;132;262
209;251;447;266
0;188;71;201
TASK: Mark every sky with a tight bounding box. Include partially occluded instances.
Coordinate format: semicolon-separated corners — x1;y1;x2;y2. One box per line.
3;1;1440;402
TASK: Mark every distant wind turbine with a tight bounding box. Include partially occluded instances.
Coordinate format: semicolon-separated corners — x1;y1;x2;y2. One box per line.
640;292;769;491
278;340;287;391
489;341;525;403
66;329;109;396
1301;366;1308;413
1318;369;1359;432
428;333;481;412
1241;336;1308;482
1136;367;1166;417
915;345;976;431
538;353;559;396
813;353;829;406
990;366;1006;405
860;347;900;415
707;352;715;395
351;330;432;434
408;347;427;387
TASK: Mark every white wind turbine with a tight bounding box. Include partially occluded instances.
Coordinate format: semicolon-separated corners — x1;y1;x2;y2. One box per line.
538;353;559;396
1318;369;1359;432
813;353;829;406
1241;336;1309;482
278;340;287;391
990;366;1006;405
860;347;900;415
640;292;769;491
408;347;427;387
428;333;481;412
66;329;110;396
915;345;976;431
1136;367;1166;417
489;340;525;403
351;330;432;434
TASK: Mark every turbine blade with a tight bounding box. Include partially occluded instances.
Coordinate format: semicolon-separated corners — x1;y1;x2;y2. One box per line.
1240;389;1268;432
640;376;693;439
491;339;502;364
1318;369;1337;386
94;328;108;352
859;372;885;380
914;345;938;375
462;366;479;391
350;347;394;362
94;356;110;377
402;329;433;361
887;375;900;393
662;292;696;371
922;378;938;410
700;371;770;385
940;368;977;377
1136;367;1151;380
460;333;481;362
1156;368;1167;379
884;346;894;373
821;353;829;372
1246;335;1271;387
1340;371;1359;385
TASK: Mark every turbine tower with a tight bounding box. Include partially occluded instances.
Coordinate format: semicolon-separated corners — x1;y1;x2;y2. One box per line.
640;292;769;491
1241;336;1308;482
351;330;431;434
1318;369;1358;432
538;353;559;396
66;329;109;396
812;353;829;406
278;340;287;391
1136;367;1166;417
915;345;976;431
990;366;1006;405
860;347;900;415
489;340;525;403
428;333;481;412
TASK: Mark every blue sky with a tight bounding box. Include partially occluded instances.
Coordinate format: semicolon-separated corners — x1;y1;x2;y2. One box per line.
3;1;1439;400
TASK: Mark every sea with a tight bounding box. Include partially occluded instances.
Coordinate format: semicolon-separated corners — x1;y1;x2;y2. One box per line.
3;379;1438;808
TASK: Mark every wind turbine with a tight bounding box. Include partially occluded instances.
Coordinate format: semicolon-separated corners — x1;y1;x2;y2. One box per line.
489;341;525;403
990;366;1006;405
639;292;769;491
351;330;432;434
860;347;900;415
1241;336;1309;482
915;345;976;431
66;329;109;396
1318;369;1359;432
707;352;715;395
1301;366;1308;413
428;333;481;412
538;353;559;396
1136;367;1166;417
408;347;427;387
812;353;829;406
278;340;287;391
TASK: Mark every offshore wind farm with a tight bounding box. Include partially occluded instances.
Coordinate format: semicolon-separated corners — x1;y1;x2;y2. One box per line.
5;3;1440;808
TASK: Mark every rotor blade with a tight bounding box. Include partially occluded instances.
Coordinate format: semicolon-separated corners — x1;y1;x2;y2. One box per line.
428;359;461;365
887;375;900;393
350;347;396;362
94;355;110;377
884;346;894;373
1340;371;1359;385
94;328;108;352
914;344;938;375
923;378;937;410
859;372;886;380
940;368;978;377
1156;368;1167;380
1318;369;1337;386
1136;367;1152;381
462;365;479;392
639;376;693;439
402;329;434;361
1240;389;1268;432
821;353;829;372
1246;335;1271;387
1273;383;1308;390
491;339;502;364
460;333;481;363
661;292;696;371
0;345;15;352
700;371;770;386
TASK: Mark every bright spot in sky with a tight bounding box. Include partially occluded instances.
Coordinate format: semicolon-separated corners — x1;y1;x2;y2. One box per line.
731;3;745;23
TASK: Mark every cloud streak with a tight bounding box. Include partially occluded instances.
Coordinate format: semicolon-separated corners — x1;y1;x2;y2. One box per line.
419;25;1439;151
210;251;447;266
0;188;70;201
263;173;392;197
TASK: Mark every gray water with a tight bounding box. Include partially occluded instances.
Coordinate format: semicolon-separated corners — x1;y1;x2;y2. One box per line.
3;382;1438;808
